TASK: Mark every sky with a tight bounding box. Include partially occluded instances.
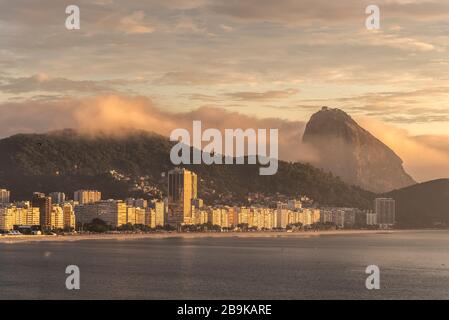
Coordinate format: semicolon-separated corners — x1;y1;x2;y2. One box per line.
0;0;449;182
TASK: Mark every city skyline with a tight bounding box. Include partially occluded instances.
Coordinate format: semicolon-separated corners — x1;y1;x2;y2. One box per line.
0;167;396;233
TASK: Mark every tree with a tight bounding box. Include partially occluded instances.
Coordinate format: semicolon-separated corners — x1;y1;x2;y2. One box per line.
85;218;110;233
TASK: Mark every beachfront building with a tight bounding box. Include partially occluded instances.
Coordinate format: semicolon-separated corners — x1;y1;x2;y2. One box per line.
367;211;378;226
0;205;41;231
274;207;289;229
190;206;208;225
167;168;198;227
145;201;165;228
375;198;396;229
75;200;127;227
51;206;64;229
63;203;76;229
32;192;52;229
135;208;146;225
126;207;136;225
320;207;358;228
237;207;250;225
0;207;14;231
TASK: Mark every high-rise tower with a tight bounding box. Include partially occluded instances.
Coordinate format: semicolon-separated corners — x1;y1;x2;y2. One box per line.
167;168;197;227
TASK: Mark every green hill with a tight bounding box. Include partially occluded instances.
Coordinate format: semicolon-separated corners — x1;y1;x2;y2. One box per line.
0;129;374;208
386;179;449;227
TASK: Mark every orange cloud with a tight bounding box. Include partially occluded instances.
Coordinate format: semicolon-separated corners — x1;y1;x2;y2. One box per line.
357;117;449;182
0;95;316;163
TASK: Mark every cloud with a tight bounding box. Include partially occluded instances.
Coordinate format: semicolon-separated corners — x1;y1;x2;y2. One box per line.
357;117;449;182
187;93;221;102
207;0;449;24
172;17;211;35
364;30;437;52
0;95;315;163
1;0;448;98
0;73;136;94
116;11;155;34
302;86;449;123
153;71;257;86
207;0;363;24
225;89;299;101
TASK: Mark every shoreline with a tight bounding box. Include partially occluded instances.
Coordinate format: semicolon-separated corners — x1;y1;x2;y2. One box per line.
0;229;442;244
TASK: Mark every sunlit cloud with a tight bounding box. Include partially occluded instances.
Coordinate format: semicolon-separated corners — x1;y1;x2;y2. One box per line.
224;89;299;101
357;117;449;181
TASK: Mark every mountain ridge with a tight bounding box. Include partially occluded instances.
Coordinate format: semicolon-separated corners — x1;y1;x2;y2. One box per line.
386;178;449;227
302;107;416;193
0;128;374;209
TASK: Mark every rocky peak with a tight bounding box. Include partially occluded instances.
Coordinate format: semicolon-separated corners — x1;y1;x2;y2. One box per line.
302;107;416;193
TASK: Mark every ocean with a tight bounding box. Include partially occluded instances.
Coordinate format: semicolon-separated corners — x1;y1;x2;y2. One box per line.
1;230;448;299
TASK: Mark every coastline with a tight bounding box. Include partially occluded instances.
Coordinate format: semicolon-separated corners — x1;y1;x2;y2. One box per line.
0;229;425;244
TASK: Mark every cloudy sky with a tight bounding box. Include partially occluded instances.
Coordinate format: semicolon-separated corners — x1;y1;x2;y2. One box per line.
1;0;449;181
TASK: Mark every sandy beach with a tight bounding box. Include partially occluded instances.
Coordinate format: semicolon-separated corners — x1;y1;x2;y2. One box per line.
0;229;402;244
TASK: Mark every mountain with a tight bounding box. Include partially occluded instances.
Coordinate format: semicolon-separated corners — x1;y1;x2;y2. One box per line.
302;107;416;193
0;129;373;209
386;179;449;227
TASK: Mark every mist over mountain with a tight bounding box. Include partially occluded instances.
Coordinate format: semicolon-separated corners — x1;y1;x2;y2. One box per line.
302;107;416;193
0;129;373;209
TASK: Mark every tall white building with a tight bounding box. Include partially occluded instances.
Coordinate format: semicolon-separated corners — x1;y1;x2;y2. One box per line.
0;189;10;204
366;211;378;226
375;198;395;229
